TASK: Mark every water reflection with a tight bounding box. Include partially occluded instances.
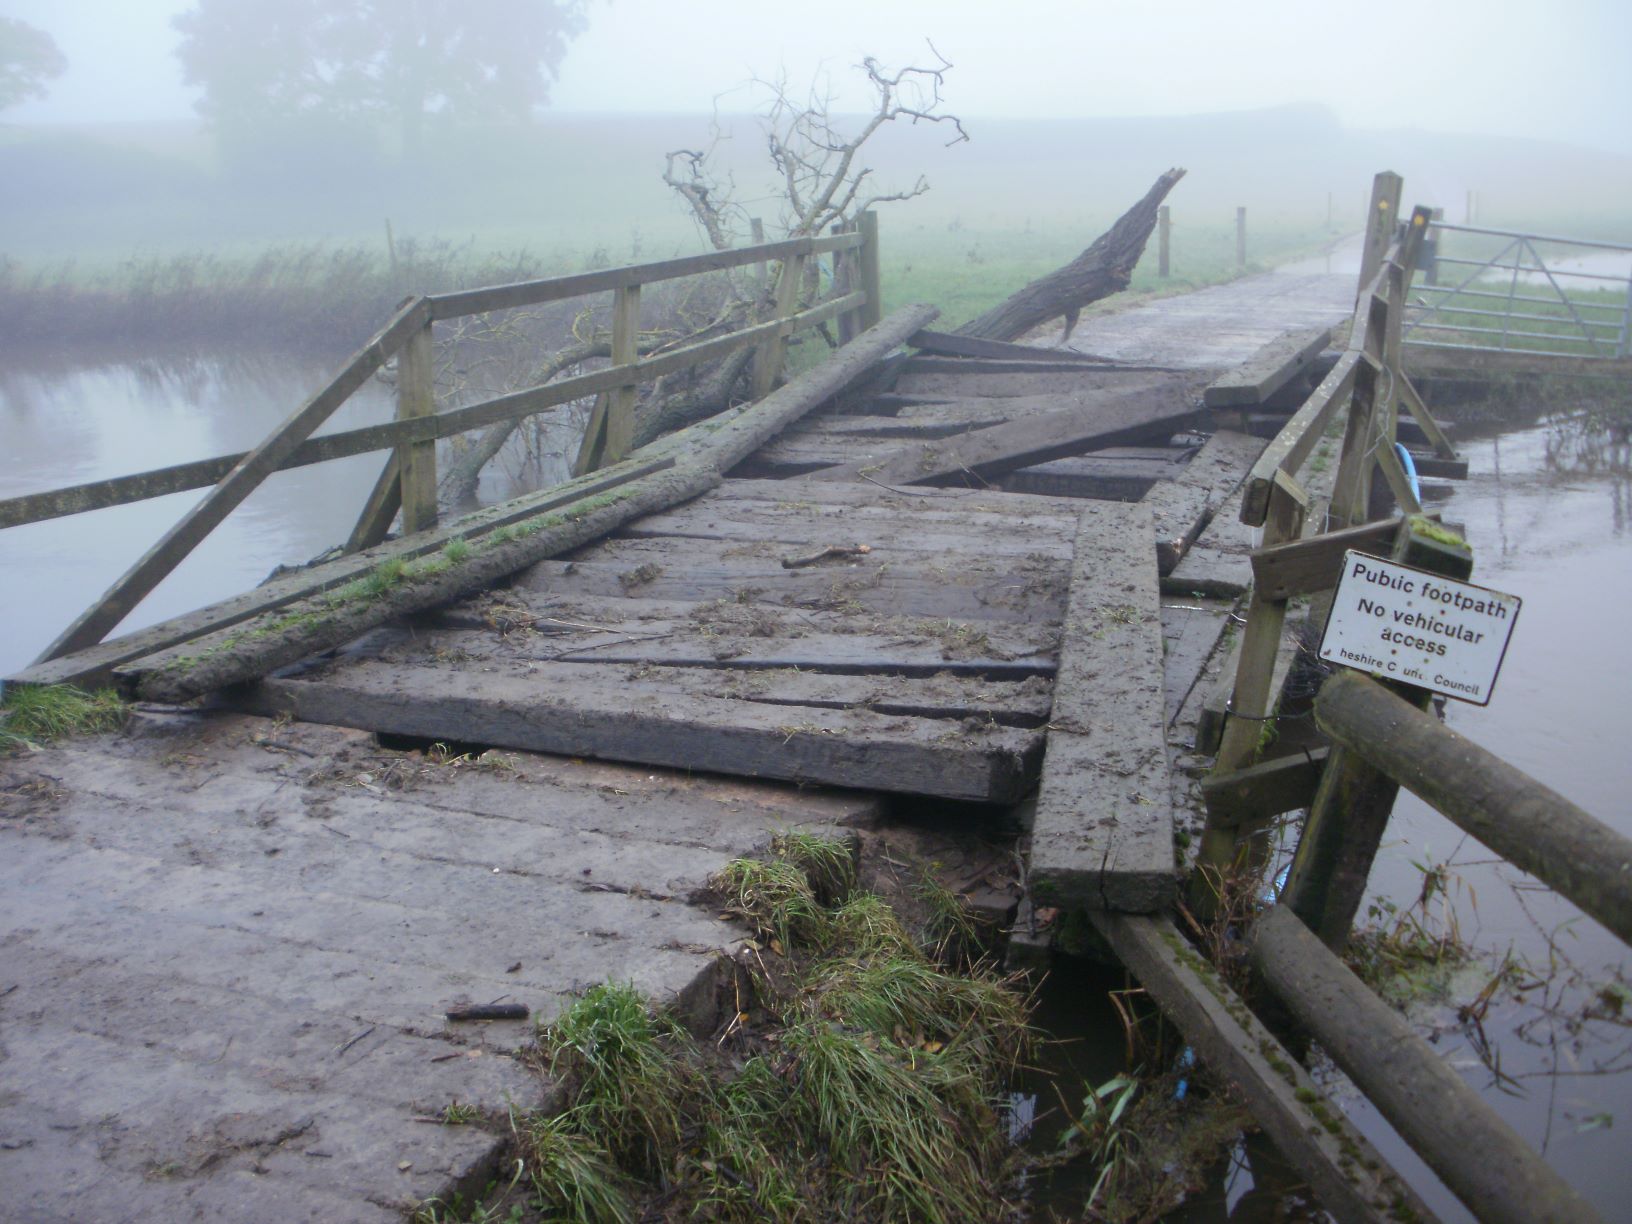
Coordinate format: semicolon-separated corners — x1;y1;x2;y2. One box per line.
0;352;394;674
1360;415;1632;1221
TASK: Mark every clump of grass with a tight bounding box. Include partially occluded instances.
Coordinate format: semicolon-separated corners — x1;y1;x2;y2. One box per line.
811;954;1032;1070
770;830;855;905
485;837;1034;1222
778;1020;1003;1222
539;982;691;1177
831;891;918;956
687;1058;811;1221
442;538;472;565
0;684;127;752
512;1112;633;1223
711;856;832;952
915;868;982;962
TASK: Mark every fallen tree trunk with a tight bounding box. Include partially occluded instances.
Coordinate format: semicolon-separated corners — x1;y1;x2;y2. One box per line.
956;168;1185;343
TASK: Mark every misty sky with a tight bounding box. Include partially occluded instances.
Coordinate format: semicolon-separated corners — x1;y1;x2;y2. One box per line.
7;0;1632;156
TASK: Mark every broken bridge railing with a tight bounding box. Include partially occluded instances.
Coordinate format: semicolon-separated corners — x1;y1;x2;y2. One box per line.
1180;171;1623;1222
3;218;881;665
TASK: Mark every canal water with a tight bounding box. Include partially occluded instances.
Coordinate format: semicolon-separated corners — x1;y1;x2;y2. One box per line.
3;357;1628;1218
0;355;394;675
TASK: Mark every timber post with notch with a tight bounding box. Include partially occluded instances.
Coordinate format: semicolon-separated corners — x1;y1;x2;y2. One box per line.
2;169;1621;1223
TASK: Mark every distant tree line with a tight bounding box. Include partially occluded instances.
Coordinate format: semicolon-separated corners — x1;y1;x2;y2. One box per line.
172;0;590;157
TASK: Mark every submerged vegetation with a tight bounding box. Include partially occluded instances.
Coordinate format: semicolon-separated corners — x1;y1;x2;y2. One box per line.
0;683;127;753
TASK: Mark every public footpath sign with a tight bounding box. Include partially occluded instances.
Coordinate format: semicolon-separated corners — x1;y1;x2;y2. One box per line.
1319;551;1522;705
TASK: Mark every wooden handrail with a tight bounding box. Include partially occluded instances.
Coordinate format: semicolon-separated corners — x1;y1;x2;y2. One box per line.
35;296;435;661
20;220;878;658
425;230;862;319
0;291;866;532
1250;905;1603;1224
1315;669;1632;947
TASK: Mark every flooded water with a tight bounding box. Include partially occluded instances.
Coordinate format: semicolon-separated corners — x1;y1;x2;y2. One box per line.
1345;413;1632;1221
0;354;398;675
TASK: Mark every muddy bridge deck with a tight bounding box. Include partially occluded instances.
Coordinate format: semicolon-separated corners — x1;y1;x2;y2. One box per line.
0;257;1373;1218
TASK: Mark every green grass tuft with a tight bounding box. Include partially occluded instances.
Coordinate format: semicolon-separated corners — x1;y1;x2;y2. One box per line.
811;954;1032;1070
711;856;832;952
0;684;128;752
831;892;919;957
770;830;855;905
513;1111;633;1223
540;983;691;1177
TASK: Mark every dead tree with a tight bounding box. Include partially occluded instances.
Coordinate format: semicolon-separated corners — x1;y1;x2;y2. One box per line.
443;49;968;502
957;167;1186;343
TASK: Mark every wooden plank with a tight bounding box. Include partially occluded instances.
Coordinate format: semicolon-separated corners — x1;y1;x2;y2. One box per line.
1091;911;1437;1224
1211;471;1308;776
796;412;1013;440
605;284;641;463
1238;350;1359;526
424;231;861;318
344;451;402;553
753;252;806;398
1159;599;1237;729
520;541;1069;624
1249;516;1407;601
37;296;434;660
806;383;1203;487
617;499;1078;560
1250;906;1601;1224
334;644;1055;727
1028;502;1174;911
856;209;882;331
414;593;1060;680
1001;455;1178;502
396;318;438;533
897;366;1191;398
1141;429;1266;574
1200;749;1329;827
1090;913;1436;1224
899;356;1128;377
703;476;1092;518
907;328;1118;364
249;663;1044;803
1312;671;1632;947
1203;324;1332;407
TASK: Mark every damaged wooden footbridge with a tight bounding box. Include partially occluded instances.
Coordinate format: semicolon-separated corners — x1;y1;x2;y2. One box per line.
4;173;1628;1222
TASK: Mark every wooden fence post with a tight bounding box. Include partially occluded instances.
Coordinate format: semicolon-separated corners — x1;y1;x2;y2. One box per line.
1236;206;1247;269
397;317;438;534
1158;205;1171;278
1193;470;1309;898
1358;171;1403;294
604;284;641;464
1278;517;1473;949
750;217;767;297
833;221;857;345
752;250;806;399
857;210;882;331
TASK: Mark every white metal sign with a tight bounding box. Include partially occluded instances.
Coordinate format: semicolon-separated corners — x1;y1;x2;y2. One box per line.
1319;551;1522;705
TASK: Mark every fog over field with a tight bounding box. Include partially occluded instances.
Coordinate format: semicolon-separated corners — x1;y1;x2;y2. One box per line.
3;2;1630;276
